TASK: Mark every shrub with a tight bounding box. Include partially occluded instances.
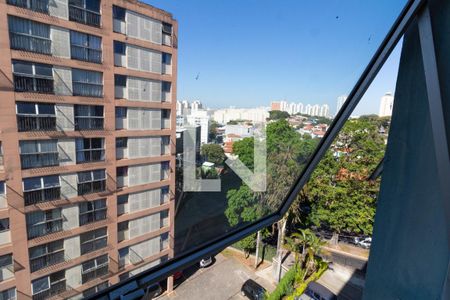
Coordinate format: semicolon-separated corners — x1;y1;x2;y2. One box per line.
266;265;298;300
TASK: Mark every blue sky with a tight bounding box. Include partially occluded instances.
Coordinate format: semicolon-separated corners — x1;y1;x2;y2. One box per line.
145;0;407;115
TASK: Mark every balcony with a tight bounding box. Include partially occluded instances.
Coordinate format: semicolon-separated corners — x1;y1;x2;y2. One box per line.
14;75;54;94
72;82;103;97
74;117;104;130
77;180;106;196
71;45;102;64
32;280;67;300
24;187;61;206
69;5;101;27
10;33;51;55
17;115;57;132
30;251;65;273
7;0;49;14
21;153;59;169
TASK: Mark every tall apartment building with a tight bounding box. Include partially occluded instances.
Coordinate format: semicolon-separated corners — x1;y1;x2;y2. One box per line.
0;0;177;299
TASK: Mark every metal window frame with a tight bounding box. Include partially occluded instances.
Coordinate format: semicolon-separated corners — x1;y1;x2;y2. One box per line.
88;0;427;298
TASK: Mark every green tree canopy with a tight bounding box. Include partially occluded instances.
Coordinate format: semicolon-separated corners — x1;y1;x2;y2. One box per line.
200;144;226;165
302;118;385;236
269;110;290;120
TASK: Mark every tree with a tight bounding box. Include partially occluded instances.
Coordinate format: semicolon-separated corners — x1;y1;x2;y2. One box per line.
269;110;290;120
301;118;385;242
232;137;255;170
225;185;269;256
200;144;225;165
209;120;220;142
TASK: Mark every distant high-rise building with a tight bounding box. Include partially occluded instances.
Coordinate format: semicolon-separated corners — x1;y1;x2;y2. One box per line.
336;95;347;115
297;103;304;115
311;104;320;116
271;101;281;111
191;100;203;111
305;104;313;115
320;104;330;117
379;92;394;117
186;110;210;144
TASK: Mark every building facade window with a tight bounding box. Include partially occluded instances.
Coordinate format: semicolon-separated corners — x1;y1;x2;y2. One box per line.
19;140;59;169
0;219;9;233
112;5;126;22
74;105;104;130
77;170;106;196
80;227;107;255
0;287;16;300
8;16;51;55
12;60;53;94
0;254;13;282
16;102;56;132
68;0;101;27
7;0;49;14
75;138;105;163
26;209;63;239
23;175;60;206
72;69;103;97
81;255;108;284
79;199;107;225
31;270;66;300
70;31;102;63
29;240;64;272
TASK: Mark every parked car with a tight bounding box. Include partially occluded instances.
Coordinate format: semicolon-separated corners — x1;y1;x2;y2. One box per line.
354;237;372;249
297;282;337;300
241;279;266;300
199;256;213;268
142;283;163;299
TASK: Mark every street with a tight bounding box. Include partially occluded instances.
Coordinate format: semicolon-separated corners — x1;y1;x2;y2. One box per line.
159;253;275;300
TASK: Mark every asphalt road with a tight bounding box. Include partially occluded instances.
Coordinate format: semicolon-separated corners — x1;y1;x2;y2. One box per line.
159;254;274;300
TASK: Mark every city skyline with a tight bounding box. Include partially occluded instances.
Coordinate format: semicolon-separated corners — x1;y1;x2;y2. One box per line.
145;0;404;116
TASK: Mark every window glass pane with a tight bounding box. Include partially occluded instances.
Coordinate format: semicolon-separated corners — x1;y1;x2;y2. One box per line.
0;219;9;232
86;0;100;12
37;103;55;115
0;254;12;267
43;175;59;188
32;277;49;294
78;171;92;183
17;102;37;114
113;6;126;20
70;31;88;47
93;170;106;180
0;182;5;195
23;177;42;191
8;16;29;34
115;74;127;86
34;64;53;77
114;41;126;54
13;61;32;74
93;105;104;116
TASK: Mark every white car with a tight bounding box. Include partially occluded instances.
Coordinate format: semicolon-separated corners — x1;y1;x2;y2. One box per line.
354;237;372;249
199;257;213;268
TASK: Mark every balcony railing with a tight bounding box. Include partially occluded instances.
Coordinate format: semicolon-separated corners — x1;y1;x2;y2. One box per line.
24;187;61;206
77;180;106;196
30;251;65;273
72;82;103;97
32;280;67;300
82;265;108;284
76;149;105;163
21;153;59;169
14;75;54;94
10;33;51;55
27;219;63;239
69;5;101;27
17;115;57;132
7;0;49;14
75;117;104;130
71;45;102;64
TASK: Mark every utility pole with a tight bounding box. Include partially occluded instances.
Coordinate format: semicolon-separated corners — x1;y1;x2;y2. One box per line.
255;230;261;268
